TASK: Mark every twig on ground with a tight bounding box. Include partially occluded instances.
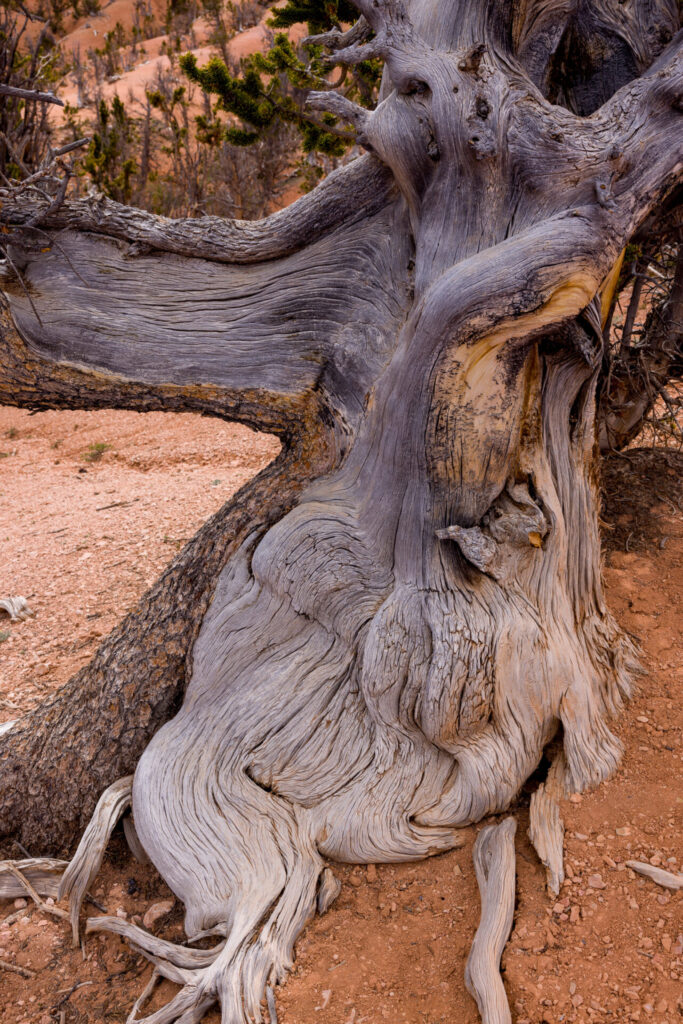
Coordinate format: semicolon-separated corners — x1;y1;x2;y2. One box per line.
0;957;35;978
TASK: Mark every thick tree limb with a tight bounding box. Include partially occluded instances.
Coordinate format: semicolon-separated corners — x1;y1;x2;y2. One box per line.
0;83;63;106
0;200;411;432
510;0;679;104
0;156;393;265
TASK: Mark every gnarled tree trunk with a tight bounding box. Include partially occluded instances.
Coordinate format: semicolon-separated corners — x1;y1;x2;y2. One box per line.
0;0;681;1020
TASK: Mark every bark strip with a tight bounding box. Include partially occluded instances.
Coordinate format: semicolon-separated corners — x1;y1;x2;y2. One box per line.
528;783;565;897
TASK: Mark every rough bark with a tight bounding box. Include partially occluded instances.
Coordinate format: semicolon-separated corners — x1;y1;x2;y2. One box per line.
0;1;681;1021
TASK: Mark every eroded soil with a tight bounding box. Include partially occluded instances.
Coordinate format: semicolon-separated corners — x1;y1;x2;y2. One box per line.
0;407;681;1024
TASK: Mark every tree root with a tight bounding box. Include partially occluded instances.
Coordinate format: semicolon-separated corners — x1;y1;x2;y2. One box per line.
127;969;161;1024
465;817;516;1024
316;867;342;914
0;776;135;941
625;861;683;890
59;775;133;945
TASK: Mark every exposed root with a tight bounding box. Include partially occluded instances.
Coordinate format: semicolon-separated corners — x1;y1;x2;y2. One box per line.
0;858;70;926
58;775;133;945
4;861;69;922
86;916;226;971
84;832;322;1024
465;817;516;1024
266;985;278;1024
625;861;683;890
127;969;160;1024
528;783;565;896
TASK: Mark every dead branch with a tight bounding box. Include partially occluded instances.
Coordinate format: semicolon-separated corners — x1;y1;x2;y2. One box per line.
0;83;63;106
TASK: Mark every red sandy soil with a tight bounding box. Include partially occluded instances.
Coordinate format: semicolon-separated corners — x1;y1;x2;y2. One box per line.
0;405;681;1024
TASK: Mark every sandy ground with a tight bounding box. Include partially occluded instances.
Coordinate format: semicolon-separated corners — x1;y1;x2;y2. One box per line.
0;405;681;1024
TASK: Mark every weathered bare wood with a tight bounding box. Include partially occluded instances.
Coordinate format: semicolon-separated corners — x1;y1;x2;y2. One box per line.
0;1;681;1022
1;861;69;923
0;199;411;434
528;784;565;896
465;818;517;1024
0;597;33;622
0;83;63;105
317;867;342;914
123;814;151;866
0;155;393;264
59;776;133;945
0;857;66;899
0;429;331;856
626;861;683;890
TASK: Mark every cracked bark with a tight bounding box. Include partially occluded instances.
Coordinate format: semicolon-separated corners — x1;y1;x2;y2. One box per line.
0;1;681;1021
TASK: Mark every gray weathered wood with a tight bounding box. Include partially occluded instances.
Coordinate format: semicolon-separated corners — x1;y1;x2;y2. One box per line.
465;818;517;1024
0;2;681;1021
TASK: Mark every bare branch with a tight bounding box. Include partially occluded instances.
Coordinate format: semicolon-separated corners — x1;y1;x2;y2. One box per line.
304;16;370;51
306;92;370;131
0;156;393;265
0;83;63;106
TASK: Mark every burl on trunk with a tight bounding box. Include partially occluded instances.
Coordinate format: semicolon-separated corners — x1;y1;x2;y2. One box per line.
0;0;681;1020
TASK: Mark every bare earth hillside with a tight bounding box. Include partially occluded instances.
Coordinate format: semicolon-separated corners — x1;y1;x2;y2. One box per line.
0;405;680;1024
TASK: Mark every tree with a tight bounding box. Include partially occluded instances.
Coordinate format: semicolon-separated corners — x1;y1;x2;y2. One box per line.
0;0;681;1020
